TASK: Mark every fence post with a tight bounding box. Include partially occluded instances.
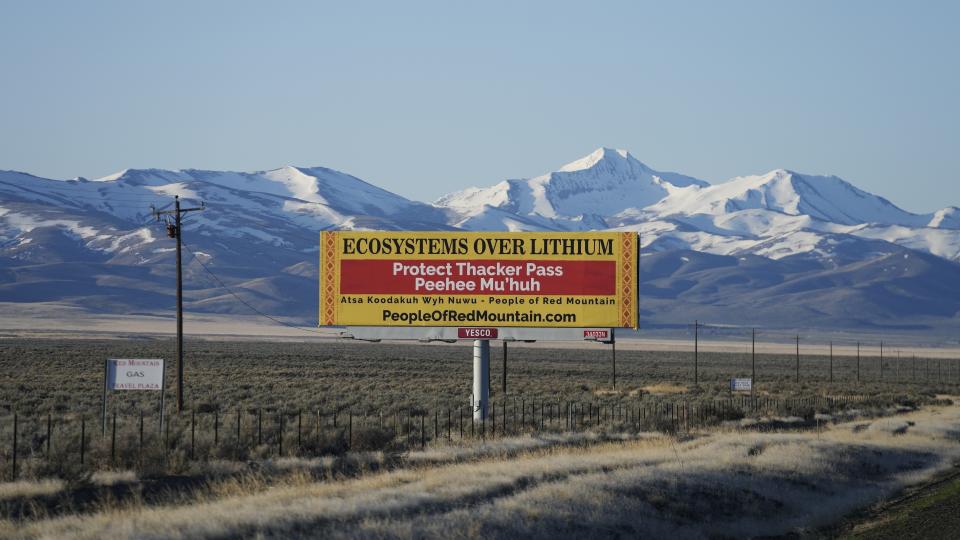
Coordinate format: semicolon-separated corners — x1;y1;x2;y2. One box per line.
420;414;425;448
257;408;262;446
46;413;52;458
214;410;219;446
278;412;284;456
297;410;302;454
348;411;353;450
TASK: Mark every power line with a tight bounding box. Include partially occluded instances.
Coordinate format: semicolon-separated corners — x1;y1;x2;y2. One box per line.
180;240;326;335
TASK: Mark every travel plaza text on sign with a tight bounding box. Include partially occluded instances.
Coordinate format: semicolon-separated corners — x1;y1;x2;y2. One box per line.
319;231;638;329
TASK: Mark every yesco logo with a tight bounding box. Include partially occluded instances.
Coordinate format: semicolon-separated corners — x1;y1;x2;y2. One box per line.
458;327;498;339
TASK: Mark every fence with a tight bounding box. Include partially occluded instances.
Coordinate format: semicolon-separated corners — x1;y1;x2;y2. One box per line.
679;323;960;387
1;393;889;481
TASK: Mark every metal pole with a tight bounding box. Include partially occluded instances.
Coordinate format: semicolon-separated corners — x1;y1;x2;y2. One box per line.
175;196;184;413
102;359;109;435
611;332;617;390
502;341;507;395
856;342;860;383
473;340;490;422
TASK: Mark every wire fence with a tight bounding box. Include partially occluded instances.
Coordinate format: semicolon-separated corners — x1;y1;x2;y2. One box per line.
0;393;904;482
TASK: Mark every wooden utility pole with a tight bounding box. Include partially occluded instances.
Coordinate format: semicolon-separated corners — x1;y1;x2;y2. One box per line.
880;341;884;380
829;342;833;383
693;320;699;386
153;195;204;413
751;328;756;399
795;335;800;383
856;342;861;383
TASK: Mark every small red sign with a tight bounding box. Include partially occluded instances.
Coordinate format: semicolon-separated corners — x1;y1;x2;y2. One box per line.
458;327;499;339
583;329;610;340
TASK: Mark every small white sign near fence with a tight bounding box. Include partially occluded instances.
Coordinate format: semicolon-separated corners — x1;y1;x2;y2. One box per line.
107;359;164;390
730;378;752;392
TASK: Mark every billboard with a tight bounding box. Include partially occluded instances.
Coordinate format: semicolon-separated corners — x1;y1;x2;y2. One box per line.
319;231;638;328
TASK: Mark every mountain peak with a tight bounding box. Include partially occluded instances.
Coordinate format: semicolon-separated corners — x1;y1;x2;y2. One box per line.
558;147;635;173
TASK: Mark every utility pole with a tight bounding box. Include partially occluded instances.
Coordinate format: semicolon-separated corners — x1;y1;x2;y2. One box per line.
693;320;699;386
880;341;884;380
856;342;861;383
829;342;833;383
795;335;800;383
153;195;204;413
751;328;756;400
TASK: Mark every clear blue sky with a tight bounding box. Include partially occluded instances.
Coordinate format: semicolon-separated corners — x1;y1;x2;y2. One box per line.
1;1;957;212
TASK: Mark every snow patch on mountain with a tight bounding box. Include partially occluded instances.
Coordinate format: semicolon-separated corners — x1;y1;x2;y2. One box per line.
650;169;926;227
929;207;960;229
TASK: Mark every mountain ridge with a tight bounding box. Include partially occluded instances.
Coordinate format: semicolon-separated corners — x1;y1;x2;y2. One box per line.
1;148;958;334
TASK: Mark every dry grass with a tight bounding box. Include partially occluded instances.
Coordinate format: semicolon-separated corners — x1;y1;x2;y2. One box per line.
641;383;688;395
0;480;64;502
4;400;959;539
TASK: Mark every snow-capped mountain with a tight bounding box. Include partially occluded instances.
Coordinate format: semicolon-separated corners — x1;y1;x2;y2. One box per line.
438;147;707;228
1;148;958;334
437;149;960;263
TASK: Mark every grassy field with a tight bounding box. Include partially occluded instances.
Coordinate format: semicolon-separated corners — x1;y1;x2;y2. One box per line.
1;400;958;539
842;471;960;540
0;338;959;537
1;337;957;416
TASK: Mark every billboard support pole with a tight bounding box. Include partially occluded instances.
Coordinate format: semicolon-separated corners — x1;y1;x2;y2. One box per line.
473;340;490;422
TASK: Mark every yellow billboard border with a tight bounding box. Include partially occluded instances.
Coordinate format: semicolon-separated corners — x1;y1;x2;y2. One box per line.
320;231;639;330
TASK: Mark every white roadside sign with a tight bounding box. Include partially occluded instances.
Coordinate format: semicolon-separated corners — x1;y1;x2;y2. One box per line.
730;378;752;392
107;358;164;390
